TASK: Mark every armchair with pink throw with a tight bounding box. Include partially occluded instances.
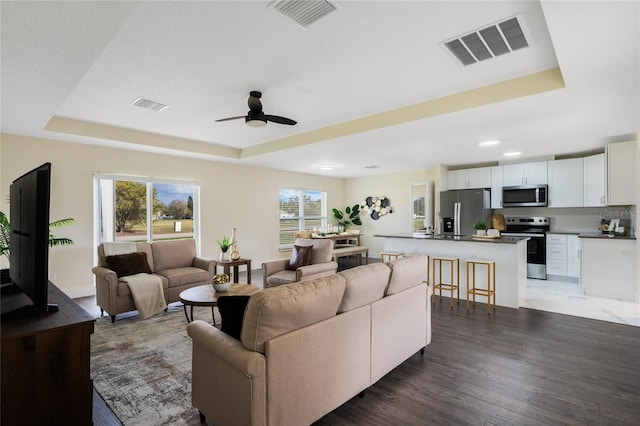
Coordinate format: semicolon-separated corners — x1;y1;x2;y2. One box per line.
262;238;338;288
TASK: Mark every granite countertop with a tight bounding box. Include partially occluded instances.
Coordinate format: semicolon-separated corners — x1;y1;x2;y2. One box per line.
374;233;529;244
578;232;636;240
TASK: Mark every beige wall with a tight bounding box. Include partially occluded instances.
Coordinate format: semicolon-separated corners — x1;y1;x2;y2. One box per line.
345;169;437;257
0;134;350;297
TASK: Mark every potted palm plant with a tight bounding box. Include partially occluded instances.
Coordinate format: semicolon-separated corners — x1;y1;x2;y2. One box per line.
0;211;75;283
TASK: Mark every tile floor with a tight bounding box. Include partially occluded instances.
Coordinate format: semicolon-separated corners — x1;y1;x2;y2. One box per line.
522;278;640;327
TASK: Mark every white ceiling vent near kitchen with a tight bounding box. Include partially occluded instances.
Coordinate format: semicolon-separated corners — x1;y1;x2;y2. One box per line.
270;0;341;29
442;16;530;66
130;98;169;112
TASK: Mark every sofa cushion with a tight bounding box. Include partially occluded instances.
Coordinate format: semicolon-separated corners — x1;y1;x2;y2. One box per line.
105;252;152;278
156;267;210;287
218;295;252;340
337;263;390;313
386;255;429;295
241;274;347;353
266;269;298;287
151;239;196;271
286;245;313;270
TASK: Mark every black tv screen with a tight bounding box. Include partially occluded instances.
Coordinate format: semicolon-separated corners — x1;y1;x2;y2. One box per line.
9;162;52;312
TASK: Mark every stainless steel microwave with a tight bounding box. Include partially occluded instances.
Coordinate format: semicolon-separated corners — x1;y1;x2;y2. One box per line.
502;185;548;207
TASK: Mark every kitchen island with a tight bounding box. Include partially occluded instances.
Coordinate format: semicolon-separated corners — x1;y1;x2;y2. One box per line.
374;233;529;308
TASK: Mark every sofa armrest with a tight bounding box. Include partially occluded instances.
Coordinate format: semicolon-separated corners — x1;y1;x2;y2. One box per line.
187;320;267;426
296;261;339;281
92;266;119;314
261;258;290;287
193;256;216;278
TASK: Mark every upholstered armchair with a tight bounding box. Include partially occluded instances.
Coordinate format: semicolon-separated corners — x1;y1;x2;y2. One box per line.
262;238;338;288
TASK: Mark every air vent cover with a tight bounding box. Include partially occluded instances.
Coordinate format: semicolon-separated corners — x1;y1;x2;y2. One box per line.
131;98;169;112
271;0;340;29
443;16;529;66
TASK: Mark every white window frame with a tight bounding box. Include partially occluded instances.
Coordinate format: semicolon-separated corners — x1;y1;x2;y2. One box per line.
93;173;201;256
279;188;327;249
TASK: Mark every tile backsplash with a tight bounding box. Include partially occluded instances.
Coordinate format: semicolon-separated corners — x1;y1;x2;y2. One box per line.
494;205;637;236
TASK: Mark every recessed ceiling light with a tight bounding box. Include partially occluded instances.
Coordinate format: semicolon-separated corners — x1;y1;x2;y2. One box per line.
319;164;334;170
504;151;522;157
479;140;500;147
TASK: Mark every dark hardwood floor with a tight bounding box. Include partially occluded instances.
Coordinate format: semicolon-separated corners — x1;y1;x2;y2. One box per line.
82;261;640;425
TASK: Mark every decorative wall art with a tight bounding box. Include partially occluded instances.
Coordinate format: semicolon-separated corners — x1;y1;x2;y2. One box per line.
360;196;393;220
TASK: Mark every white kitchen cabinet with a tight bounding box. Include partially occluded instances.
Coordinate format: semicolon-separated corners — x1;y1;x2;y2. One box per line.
448;167;491;190
546;233;568;276
580;237;636;302
583;153;607;206
503;161;548;186
490;166;503;208
567;235;580;278
548;158;584;207
607;141;636;205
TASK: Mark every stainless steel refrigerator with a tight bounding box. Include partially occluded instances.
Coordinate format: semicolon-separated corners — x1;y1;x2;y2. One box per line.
439;188;491;236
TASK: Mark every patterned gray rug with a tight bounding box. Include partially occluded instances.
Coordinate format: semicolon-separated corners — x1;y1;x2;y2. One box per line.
91;304;218;425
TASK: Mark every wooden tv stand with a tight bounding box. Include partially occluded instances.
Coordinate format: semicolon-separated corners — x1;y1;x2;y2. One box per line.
1;282;95;425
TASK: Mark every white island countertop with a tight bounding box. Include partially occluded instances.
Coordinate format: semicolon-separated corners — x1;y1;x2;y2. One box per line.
374;233;529;309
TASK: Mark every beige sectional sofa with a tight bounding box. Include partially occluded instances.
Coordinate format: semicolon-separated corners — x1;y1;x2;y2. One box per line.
187;254;431;426
92;239;215;322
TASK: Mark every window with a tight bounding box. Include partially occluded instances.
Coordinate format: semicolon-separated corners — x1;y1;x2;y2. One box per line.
94;174;200;247
279;188;326;247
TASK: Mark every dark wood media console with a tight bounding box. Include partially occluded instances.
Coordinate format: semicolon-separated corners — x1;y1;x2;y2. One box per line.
1;282;95;425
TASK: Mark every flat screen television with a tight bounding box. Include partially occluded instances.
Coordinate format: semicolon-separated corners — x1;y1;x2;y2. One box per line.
3;162;55;314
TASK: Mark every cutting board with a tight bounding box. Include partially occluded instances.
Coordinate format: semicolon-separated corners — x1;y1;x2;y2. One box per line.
472;234;503;240
492;214;505;231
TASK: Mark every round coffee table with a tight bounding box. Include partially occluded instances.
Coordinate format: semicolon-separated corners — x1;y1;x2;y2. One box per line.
179;283;259;324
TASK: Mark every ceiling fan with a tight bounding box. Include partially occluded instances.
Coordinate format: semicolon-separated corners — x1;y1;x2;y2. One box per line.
215;91;297;127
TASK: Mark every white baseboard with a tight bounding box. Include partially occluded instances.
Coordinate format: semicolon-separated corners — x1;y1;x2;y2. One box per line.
64;285;96;299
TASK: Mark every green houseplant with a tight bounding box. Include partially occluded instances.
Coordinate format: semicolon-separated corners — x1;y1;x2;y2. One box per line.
217;235;235;261
473;219;488;236
332;204;362;229
0;211;75;283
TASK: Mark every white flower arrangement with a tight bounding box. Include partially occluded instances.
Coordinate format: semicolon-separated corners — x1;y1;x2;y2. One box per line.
360;196;393;220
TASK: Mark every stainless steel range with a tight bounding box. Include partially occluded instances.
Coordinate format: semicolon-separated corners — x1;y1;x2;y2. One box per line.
502;216;550;280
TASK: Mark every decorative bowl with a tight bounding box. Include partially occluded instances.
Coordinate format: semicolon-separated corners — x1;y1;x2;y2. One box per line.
212;282;231;292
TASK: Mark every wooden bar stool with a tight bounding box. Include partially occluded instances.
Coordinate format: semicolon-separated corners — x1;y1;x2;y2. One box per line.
380;251;405;263
466;259;497;315
431;256;460;308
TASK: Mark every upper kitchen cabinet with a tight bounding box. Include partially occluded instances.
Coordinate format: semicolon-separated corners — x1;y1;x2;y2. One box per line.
502;161;548;186
447;167;491;190
607;140;636;205
490;166;503;208
548;158;584;207
583;153;607;206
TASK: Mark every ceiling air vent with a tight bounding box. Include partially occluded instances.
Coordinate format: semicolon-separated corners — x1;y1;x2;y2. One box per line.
442;16;529;66
130;98;169;112
270;0;340;29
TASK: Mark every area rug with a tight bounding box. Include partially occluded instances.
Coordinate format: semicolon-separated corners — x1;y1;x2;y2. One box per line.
91;304;218;425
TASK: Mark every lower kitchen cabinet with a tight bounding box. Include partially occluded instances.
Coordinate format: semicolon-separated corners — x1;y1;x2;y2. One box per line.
546;233;580;279
580;237;637;302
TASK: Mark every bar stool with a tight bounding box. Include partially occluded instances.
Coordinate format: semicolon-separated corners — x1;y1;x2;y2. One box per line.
466;259;496;315
431;256;460;308
380;251;405;263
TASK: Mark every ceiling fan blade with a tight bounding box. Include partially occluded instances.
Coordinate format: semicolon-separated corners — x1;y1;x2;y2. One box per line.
215;115;246;122
265;115;297;125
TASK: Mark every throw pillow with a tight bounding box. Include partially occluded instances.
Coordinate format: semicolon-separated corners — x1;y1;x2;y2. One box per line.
105;252;152;278
218;295;251;340
286;245;313;270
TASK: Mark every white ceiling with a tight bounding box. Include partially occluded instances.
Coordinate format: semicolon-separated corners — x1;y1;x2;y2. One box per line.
1;1;638;178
